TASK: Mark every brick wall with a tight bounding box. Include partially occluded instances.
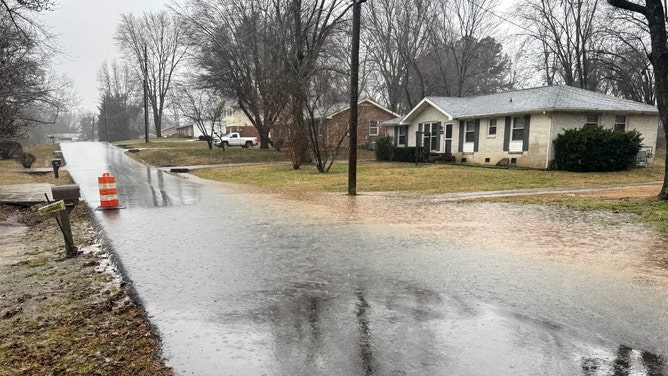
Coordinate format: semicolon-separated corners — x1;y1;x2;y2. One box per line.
324;102;395;149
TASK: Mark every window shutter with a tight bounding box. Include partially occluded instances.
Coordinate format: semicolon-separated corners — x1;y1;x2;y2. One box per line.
458;121;465;152
503;116;511;151
394;127;398;146
523;114;530;151
474;119;480;152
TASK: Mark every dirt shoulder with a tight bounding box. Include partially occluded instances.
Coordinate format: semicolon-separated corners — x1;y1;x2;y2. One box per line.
0;203;172;375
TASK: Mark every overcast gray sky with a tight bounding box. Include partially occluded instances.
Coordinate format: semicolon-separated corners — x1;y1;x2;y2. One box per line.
42;0;169;113
41;0;516;115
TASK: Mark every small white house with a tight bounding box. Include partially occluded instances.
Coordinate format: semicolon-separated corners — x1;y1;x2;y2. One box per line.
174;103;253;139
382;85;659;169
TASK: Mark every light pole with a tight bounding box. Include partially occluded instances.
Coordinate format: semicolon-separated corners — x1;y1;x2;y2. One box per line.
348;0;366;196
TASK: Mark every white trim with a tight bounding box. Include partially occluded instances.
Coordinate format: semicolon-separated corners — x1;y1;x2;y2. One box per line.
401;98;455;125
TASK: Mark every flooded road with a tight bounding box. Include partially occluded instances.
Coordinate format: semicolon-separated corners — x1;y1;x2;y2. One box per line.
60;142;668;375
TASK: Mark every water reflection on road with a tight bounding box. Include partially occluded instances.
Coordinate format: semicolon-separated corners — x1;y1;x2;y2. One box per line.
61;143;668;376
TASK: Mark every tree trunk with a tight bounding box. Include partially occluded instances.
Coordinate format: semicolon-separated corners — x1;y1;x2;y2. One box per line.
259;131;270;149
608;0;668;199
645;1;668;199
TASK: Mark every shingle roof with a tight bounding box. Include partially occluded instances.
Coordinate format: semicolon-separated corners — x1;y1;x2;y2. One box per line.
320;98;400;119
400;86;657;124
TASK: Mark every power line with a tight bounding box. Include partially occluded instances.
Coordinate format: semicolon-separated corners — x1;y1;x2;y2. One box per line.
466;0;534;33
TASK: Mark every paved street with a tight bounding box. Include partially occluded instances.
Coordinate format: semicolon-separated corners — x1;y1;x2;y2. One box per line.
60;142;668;376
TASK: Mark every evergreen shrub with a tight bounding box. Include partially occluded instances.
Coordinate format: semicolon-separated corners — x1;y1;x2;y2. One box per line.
0;140;23;159
393;147;417;162
374;136;395;161
553;124;642;172
19;152;36;168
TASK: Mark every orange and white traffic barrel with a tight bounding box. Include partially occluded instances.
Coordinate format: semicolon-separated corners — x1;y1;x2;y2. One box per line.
98;173;120;208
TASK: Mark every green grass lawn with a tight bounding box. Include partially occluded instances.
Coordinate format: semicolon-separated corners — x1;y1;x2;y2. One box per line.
0;144;66;185
191;150;667;233
3;141;666;232
119;137;376;166
193;158;665;194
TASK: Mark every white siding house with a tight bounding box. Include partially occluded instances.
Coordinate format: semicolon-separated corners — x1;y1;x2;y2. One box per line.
382;86;659;169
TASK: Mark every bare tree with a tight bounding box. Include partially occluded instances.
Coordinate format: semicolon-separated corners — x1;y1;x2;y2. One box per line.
303;62;350;172
363;0;433;113
0;0;68;139
174;0;287;150
172;83;224;150
115;11;188;138
364;0;508;110
273;0;351;170
595;8;655;104
433;0;509;97
0;0;53;40
516;0;604;90
607;0;668;199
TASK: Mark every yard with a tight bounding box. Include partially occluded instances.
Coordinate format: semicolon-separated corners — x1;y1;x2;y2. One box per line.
0;143;172;374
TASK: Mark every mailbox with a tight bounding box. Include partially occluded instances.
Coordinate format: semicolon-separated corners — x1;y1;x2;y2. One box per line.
52;185;80;206
51;159;62;179
50;184;80;258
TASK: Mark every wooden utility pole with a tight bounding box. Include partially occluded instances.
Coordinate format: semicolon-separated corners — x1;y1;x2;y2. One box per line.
348;0;365;196
103;99;109;142
144;43;149;144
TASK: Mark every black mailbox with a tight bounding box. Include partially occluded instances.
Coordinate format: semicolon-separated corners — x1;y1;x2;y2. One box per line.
52;185;80;206
51;159;62;179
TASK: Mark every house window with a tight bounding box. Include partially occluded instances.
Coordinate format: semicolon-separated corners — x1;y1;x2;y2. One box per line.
369;120;379;136
511;116;525;141
488;119;497;137
465;121;476;142
503;115;530;153
509;116;525;153
398;126;406;146
585;114;599;126
419;122;441;151
463;120;477;153
614;115;627;131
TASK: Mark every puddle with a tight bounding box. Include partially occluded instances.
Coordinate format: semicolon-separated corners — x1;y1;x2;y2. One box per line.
266;190;668;287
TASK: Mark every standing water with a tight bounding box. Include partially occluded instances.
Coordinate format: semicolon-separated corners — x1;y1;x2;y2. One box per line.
61;142;668;375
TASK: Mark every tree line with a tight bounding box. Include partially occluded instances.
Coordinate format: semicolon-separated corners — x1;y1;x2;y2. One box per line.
2;0;668;196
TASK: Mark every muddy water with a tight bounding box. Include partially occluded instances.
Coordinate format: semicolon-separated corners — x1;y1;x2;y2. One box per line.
60;143;668;376
281;190;668;286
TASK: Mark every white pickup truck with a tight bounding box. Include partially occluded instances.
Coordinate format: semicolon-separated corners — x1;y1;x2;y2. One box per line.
215;132;258;148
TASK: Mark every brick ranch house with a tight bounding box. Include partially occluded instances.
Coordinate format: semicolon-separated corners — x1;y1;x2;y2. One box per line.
314;99;399;149
382;85;659;169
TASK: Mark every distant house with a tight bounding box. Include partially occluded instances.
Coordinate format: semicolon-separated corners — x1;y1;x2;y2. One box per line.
48;133;81;142
315;99;399;149
382;85;659;169
173;103;255;139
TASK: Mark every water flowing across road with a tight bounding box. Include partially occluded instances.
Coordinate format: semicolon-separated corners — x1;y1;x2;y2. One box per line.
61;142;668;376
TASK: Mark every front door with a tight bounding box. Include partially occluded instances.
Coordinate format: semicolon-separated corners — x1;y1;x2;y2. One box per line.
445;124;452;154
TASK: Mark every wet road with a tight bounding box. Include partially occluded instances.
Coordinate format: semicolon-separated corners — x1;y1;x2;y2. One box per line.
60;142;668;375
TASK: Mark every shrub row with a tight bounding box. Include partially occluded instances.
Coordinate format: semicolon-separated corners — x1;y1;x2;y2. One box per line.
374;136;456;163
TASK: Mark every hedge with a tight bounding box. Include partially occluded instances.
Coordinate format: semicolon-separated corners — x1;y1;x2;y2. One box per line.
552;124;642;172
